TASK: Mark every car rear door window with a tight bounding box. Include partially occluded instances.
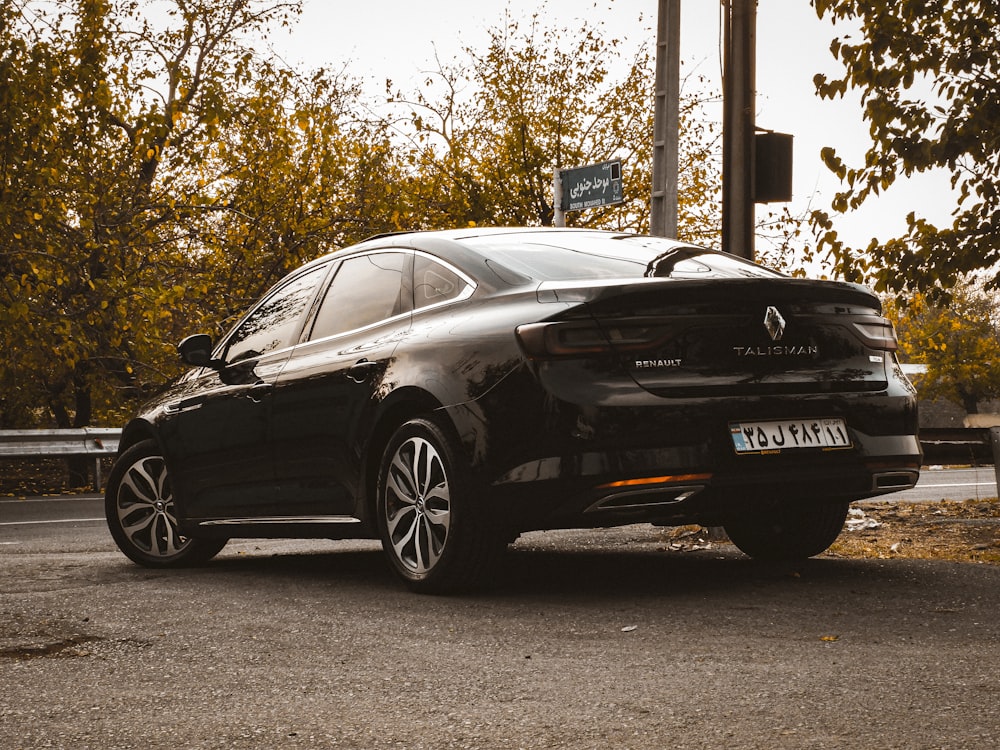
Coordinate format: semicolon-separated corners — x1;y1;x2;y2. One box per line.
309;252;409;340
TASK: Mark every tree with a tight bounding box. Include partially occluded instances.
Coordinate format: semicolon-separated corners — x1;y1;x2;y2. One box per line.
887;282;1000;414
810;0;1000;295
387;11;726;241
187;62;409;331
1;1;307;442
2;3;419;439
1;0;805;460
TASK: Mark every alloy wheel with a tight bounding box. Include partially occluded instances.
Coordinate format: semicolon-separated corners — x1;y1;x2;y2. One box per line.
113;454;191;559
383;436;452;575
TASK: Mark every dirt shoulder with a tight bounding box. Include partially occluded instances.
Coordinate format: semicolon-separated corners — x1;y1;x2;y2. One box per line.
828;497;1000;565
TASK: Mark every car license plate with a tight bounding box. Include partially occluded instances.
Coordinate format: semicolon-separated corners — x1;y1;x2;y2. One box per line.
729;418;851;454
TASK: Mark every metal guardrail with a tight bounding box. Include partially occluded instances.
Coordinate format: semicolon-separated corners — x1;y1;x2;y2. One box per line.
0;428;122;491
920;427;1000;493
919;427;993;465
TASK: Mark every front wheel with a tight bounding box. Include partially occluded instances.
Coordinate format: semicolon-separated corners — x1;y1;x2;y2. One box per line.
105;440;227;567
376;417;506;594
723;500;850;561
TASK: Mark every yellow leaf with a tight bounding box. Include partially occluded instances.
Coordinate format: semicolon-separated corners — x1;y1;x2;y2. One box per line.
820;635;839;642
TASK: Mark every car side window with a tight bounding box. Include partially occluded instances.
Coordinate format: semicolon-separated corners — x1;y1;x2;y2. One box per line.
413;255;473;310
224;265;327;362
309;252;409;340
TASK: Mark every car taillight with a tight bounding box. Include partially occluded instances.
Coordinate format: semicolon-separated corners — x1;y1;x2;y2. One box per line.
515;321;669;359
852;318;899;351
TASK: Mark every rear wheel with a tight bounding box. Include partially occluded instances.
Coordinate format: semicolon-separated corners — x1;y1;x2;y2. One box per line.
376;417;505;593
105;440;227;567
723;500;850;561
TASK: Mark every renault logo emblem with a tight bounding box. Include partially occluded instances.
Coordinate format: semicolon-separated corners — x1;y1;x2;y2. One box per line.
764;306;785;341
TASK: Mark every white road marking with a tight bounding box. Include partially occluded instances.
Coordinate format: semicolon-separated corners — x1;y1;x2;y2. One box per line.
0;517;104;527
919;483;996;489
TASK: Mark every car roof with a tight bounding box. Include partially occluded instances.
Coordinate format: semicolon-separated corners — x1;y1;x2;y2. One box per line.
292;226;784;291
309;227;694;269
359;226;691;245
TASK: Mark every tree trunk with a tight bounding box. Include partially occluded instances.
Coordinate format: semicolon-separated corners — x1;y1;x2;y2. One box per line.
959;389;980;416
66;378;94;488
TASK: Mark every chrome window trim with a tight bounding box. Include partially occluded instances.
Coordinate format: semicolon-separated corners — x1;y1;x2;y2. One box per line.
302;249;477;345
303;308;413;345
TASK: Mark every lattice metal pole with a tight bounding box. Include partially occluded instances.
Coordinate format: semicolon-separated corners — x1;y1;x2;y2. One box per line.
650;0;680;238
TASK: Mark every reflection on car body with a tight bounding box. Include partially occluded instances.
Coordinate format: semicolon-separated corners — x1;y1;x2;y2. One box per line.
105;227;921;592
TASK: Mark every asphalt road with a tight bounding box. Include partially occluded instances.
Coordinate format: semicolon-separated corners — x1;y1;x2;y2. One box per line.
1;470;999;749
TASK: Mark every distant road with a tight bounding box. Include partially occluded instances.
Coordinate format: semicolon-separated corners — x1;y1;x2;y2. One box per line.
884;465;997;503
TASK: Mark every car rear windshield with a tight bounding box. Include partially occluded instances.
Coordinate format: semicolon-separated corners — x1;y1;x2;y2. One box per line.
461;233;783;281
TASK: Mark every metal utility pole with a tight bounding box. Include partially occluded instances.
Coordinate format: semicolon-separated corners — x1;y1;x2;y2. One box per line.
650;0;681;238
721;0;756;260
992;427;1000;497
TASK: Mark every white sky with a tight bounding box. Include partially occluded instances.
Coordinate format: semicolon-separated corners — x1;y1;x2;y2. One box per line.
271;0;955;255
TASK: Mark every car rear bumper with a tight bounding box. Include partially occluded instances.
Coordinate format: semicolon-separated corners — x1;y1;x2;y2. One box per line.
444;360;920;530
473;386;921;528
489;426;918;515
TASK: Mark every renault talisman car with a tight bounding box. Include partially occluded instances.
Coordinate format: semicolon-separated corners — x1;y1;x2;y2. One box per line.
105;228;921;592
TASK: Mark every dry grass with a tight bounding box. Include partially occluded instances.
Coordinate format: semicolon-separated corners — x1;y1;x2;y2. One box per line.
828;497;1000;565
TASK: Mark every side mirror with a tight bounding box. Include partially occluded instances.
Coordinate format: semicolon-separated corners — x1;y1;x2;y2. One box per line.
177;334;219;368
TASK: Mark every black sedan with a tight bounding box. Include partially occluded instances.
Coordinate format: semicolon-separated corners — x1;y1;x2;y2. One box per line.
105;227;921;592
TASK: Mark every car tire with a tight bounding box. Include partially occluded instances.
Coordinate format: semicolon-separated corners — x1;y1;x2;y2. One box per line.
376;417;506;594
105;439;227;567
723;500;850;561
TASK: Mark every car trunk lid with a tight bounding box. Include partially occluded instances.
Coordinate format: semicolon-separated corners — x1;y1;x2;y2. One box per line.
531;277;893;397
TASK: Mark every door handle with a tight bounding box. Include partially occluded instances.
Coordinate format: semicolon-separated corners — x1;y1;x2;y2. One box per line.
346;359;379;384
246;382;273;403
164;399;204;415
